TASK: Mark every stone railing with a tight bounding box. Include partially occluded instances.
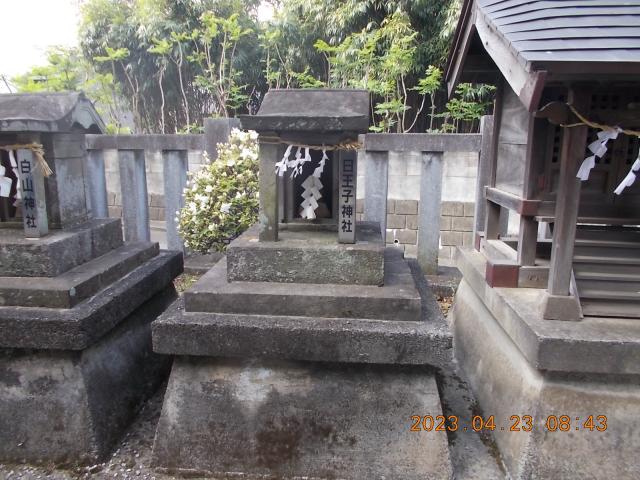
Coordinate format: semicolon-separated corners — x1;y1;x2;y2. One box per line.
85;119;238;250
85;117;492;274
359;117;492;274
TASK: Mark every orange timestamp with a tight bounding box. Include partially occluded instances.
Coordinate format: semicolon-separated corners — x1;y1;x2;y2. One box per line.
410;415;608;433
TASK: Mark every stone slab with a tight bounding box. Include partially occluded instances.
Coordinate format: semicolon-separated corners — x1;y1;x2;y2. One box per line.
0;287;175;465
154;259;452;367
152;357;452;480
455;247;640;375
227;222;385;285
0;242;159;308
0;218;123;277
184;250;421;321
239;88;369;136
452;279;640;479
0;251;183;350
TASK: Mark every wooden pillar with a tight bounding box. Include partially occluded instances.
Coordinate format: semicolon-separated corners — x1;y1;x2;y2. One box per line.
547;88;590;296
518;117;547;266
473;115;495;249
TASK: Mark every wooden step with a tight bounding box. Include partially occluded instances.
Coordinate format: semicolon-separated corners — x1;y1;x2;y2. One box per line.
575;271;640;282
578;289;640;301
573;254;640;265
582;300;640;319
573;246;640;258
577;279;640;293
574;263;640;277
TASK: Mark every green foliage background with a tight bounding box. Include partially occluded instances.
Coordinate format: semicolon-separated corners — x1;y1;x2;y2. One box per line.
9;0;495;134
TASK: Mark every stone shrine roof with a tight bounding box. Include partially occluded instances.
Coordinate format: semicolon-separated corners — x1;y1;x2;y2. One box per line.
239;89;369;137
0;92;105;133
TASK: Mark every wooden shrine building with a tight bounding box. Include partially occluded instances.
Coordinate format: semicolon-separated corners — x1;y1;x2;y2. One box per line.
447;0;640;320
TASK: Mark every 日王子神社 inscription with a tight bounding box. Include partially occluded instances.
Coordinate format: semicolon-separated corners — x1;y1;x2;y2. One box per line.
338;150;357;244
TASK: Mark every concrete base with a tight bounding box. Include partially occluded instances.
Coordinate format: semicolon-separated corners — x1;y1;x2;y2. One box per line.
0;218;123;277
184;249;421;321
153;256;452;367
0;242;159;308
0;287;176;465
452;248;640;479
152;357;452;480
227;222;385;285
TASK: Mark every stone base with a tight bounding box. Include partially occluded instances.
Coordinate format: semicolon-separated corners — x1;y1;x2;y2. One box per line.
0;287;176;465
184;248;421;321
0;242;159;308
226;222;385;285
0;218;123;277
452;248;640;479
153;255;451;367
152;357;452;480
0;251;183;349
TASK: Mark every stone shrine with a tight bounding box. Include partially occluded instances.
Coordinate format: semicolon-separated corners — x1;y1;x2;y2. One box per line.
152;89;453;479
0;93;182;464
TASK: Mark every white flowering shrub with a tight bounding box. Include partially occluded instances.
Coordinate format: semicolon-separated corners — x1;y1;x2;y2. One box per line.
177;128;259;253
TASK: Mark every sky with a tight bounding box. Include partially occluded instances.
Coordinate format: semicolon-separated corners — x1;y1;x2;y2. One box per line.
0;0;274;93
0;0;81;91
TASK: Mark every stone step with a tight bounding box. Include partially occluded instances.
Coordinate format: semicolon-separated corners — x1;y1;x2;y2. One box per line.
183;253;421;321
153;301;451;367
0;242;159;308
0;251;183;350
152;357;452;480
0;218;124;277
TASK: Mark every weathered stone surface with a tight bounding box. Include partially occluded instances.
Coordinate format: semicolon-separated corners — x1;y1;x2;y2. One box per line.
185;249;420;321
154;258;451;367
227;222;385;285
0;287;175;465
0;92;105;133
0;218;123;277
0;251;183;350
239;89;369;138
152;357;452;479
0;242;159;308
455;247;640;375
452;279;640;479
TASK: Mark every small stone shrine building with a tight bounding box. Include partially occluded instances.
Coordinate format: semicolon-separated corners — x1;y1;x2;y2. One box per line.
0;92;182;464
151;89;453;479
446;1;640;478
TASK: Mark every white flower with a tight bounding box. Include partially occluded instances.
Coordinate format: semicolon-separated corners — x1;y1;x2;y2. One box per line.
220;203;231;214
249;130;258;140
205;185;213;193
188;202;197;213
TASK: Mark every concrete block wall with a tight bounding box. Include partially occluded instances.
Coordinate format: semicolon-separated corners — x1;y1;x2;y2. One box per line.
356;199;475;264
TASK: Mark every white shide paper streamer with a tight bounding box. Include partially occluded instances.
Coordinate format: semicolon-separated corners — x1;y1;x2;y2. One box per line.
576;128;620;181
614;155;640;195
300;149;328;219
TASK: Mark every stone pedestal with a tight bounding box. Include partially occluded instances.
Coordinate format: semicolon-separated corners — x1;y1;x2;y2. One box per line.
152;221;453;477
452;248;640;479
152;358;452;480
0;219;183;464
